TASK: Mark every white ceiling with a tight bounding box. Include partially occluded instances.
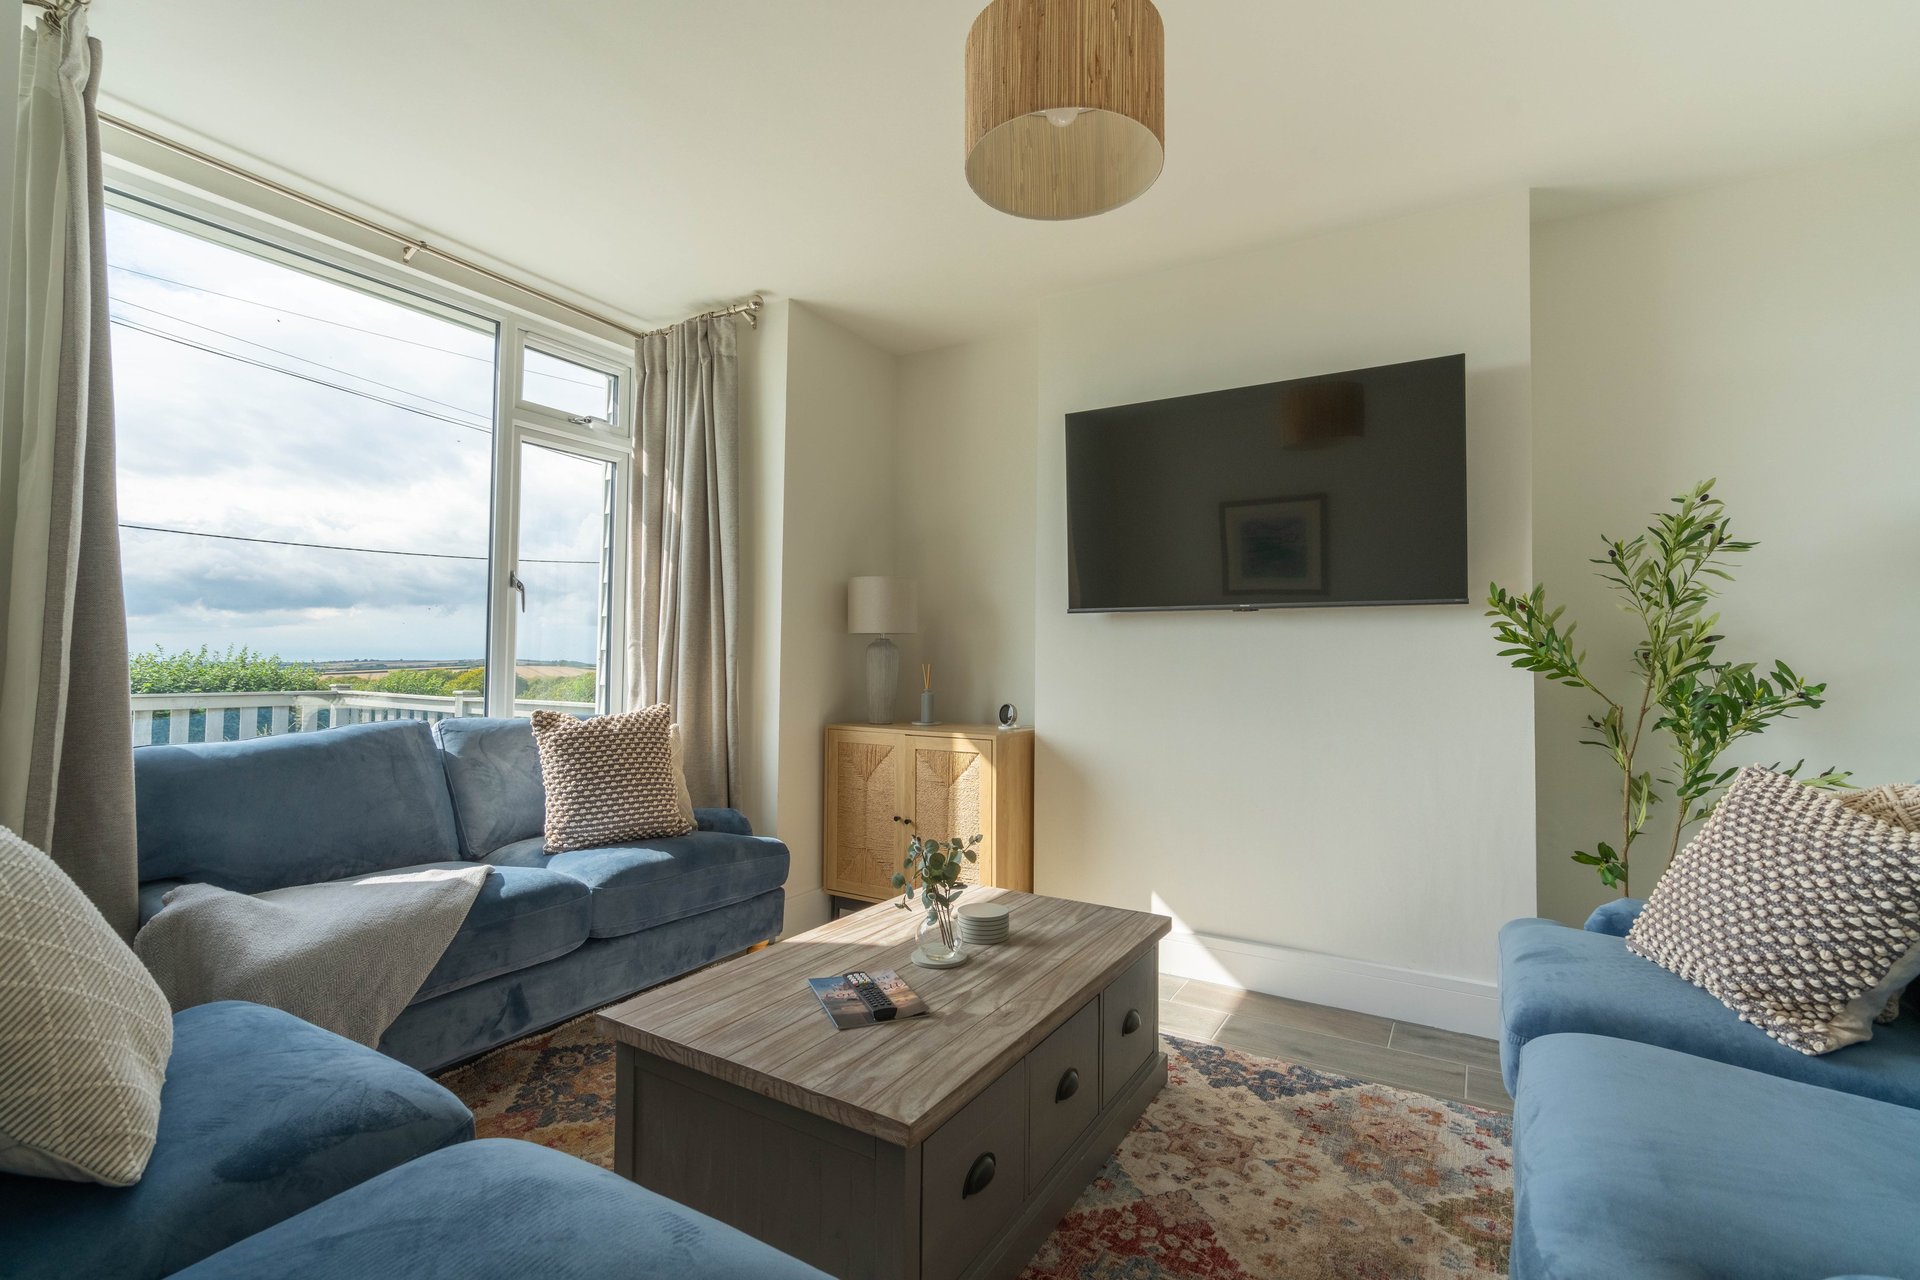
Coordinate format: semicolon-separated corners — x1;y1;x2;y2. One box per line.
90;1;1920;353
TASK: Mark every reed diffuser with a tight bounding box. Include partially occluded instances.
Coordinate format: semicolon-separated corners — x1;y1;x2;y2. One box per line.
914;664;938;726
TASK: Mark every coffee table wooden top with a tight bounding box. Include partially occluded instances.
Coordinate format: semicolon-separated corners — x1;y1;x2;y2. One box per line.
597;890;1169;1146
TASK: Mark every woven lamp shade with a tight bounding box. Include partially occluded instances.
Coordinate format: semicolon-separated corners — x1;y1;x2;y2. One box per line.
964;0;1165;220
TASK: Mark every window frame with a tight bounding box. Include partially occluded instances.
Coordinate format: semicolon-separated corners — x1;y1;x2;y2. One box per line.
517;333;626;435
102;159;637;720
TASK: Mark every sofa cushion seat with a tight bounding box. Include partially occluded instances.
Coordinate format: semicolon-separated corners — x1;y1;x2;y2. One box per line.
411;864;593;1002
169;1139;830;1279
485;830;790;939
0;1000;473;1280
1512;1033;1920;1280
1498;917;1920;1105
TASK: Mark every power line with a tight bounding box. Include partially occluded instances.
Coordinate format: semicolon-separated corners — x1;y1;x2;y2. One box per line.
107;262;610;390
114;299;492;422
111;262;495;362
119;521;597;565
110;318;494;435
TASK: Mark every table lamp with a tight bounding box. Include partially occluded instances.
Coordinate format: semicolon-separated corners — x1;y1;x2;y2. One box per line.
848;576;917;725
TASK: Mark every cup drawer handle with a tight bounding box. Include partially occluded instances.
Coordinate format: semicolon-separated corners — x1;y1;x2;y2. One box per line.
962;1152;996;1199
1055;1067;1080;1103
1121;1008;1142;1036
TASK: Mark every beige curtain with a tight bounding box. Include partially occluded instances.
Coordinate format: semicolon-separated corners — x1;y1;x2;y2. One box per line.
0;14;135;937
627;316;738;808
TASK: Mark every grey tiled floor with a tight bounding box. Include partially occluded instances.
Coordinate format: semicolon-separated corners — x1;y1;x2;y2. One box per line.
1160;975;1512;1111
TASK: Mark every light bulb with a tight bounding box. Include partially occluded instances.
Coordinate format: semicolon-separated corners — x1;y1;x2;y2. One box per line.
1042;107;1080;129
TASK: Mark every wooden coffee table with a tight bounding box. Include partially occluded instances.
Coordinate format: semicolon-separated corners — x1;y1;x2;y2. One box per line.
598;889;1170;1280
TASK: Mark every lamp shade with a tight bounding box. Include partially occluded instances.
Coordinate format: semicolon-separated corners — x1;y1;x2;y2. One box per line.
848;576;917;635
964;0;1165;220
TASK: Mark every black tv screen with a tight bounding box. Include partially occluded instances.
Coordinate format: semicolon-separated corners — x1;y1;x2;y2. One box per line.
1065;354;1467;612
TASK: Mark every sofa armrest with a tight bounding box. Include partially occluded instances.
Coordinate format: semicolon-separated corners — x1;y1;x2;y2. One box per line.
694;807;753;836
0;1001;472;1280
1584;897;1647;936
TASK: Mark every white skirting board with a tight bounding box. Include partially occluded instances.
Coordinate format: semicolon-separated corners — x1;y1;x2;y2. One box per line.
1158;928;1501;1040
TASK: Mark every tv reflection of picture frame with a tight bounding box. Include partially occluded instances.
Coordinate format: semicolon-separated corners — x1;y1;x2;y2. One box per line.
1220;494;1328;595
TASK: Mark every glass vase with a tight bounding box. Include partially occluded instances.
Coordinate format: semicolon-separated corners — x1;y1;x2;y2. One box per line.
916;903;967;966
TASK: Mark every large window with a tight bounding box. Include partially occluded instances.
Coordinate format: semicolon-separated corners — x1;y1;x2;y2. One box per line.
108;195;631;745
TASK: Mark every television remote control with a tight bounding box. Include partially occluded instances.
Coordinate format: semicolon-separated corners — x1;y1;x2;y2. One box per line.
846;971;897;1021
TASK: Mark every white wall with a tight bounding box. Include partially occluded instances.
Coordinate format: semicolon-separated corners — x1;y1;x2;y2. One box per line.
1030;194;1536;1034
1531;140;1920;925
748;146;1920;1025
770;302;900;932
895;325;1039;726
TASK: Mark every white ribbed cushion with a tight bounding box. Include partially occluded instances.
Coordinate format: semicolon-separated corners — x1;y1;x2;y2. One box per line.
0;826;171;1185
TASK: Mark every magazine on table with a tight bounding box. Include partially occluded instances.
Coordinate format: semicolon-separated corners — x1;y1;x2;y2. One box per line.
807;969;930;1029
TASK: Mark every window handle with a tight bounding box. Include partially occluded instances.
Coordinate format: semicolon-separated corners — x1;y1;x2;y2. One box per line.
509;571;527;612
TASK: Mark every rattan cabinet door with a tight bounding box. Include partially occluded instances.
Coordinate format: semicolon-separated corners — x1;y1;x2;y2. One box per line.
905;734;995;887
822;728;909;901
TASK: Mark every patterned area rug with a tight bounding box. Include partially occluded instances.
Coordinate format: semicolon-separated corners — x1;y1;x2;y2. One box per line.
436;1017;1512;1279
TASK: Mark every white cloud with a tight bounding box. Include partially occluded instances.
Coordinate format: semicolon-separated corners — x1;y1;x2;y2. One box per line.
108;207;608;665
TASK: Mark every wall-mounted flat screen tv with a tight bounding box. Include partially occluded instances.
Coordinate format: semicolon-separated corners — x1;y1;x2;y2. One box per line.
1064;354;1467;613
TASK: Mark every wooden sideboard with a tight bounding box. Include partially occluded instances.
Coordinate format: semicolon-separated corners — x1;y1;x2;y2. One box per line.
823;722;1033;909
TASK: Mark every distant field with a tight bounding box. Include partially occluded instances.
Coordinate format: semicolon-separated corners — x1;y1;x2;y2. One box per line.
515;664;594;680
312;660;591;682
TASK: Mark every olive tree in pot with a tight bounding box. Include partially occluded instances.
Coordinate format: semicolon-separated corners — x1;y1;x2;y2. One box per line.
1486;479;1847;896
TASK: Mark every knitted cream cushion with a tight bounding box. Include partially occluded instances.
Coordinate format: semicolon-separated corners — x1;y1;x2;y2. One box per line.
1626;767;1920;1055
1837;784;1920;1022
1842;784;1920;832
0;826;172;1184
530;705;695;853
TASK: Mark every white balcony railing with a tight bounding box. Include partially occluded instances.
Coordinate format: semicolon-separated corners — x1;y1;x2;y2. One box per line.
130;689;595;747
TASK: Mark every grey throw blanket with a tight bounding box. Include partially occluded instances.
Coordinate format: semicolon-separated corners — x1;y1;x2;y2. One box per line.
134;865;488;1047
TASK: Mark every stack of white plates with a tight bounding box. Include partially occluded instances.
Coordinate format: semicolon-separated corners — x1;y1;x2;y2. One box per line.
957;902;1011;947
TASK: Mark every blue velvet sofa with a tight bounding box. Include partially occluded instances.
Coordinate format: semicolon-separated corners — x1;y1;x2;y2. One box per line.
133;717;790;1071
1499;902;1920;1280
0;1000;827;1280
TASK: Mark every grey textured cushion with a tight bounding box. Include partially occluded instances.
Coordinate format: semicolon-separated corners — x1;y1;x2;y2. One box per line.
1627;767;1920;1055
530;706;694;854
0;827;172;1185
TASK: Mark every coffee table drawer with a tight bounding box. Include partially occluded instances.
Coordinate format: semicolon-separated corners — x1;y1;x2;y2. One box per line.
1100;947;1159;1106
1025;998;1099;1192
922;1062;1027;1280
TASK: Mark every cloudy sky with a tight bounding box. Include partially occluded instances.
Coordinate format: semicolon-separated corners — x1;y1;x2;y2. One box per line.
106;205;612;667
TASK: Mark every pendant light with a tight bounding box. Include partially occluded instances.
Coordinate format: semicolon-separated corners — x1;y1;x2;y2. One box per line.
964;0;1165;220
